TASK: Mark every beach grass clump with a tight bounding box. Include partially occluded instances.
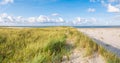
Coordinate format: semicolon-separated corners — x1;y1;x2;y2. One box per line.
98;45;120;63
32;35;68;63
0;27;71;63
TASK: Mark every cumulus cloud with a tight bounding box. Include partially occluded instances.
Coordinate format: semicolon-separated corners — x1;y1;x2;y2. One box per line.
0;18;2;22
73;17;81;24
107;4;120;12
0;13;14;23
36;15;64;23
88;8;96;12
0;13;65;24
7;16;14;22
73;17;97;25
37;15;50;22
16;16;24;22
58;17;64;22
73;17;87;24
108;0;120;3
0;0;14;5
28;17;36;23
90;0;96;2
51;13;59;16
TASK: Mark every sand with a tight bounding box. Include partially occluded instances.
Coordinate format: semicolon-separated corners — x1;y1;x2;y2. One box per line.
62;33;106;63
78;28;120;57
62;48;105;63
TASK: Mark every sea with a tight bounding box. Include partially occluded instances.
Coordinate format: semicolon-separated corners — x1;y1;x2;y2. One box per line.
73;26;120;28
0;26;120;28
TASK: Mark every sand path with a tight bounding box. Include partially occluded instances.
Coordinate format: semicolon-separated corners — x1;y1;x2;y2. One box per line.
62;49;105;63
62;39;105;63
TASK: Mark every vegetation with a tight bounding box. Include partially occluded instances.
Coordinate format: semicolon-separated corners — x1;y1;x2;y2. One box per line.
0;27;120;63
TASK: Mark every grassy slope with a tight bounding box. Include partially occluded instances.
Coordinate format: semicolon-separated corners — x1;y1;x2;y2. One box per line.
0;27;120;63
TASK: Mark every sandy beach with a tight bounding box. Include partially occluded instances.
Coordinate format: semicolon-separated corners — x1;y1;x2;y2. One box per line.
78;28;120;57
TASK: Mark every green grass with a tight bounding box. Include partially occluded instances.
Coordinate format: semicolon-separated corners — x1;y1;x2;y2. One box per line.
0;27;70;63
0;27;120;63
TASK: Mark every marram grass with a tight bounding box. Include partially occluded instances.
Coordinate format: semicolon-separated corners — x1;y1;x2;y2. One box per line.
0;27;120;63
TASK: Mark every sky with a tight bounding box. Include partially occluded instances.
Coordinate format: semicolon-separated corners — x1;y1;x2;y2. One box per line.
0;0;120;26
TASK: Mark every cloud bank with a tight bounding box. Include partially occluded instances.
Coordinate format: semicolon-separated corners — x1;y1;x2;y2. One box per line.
0;13;65;24
0;13;100;26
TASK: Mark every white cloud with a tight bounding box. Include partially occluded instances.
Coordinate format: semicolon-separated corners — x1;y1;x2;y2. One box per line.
16;16;25;23
0;0;14;5
107;4;120;12
56;17;64;22
73;17;97;25
0;13;99;26
0;13;15;23
73;17;87;24
37;15;50;22
108;0;120;3
74;17;81;22
51;13;59;16
36;15;64;23
90;0;97;2
28;17;36;23
88;8;96;12
0;13;65;24
0;17;3;22
7;16;14;22
100;0;107;6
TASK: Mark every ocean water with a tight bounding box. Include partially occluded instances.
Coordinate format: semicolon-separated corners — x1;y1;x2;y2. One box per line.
73;26;120;28
1;26;120;28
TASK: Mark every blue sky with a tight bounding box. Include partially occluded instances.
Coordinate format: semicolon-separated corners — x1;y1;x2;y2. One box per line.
0;0;120;26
